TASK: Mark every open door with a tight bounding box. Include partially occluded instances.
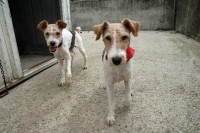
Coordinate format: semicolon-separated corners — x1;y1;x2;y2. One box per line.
8;0;61;70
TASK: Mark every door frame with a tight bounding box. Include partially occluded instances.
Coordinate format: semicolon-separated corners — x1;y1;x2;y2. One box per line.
0;0;71;93
0;0;23;91
60;0;72;30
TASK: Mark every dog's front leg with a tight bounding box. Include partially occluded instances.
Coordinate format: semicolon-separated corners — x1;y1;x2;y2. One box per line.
124;79;132;107
65;53;72;86
57;59;65;86
106;83;115;126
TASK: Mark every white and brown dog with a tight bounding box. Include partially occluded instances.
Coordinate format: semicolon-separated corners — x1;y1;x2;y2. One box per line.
38;20;87;86
93;18;140;126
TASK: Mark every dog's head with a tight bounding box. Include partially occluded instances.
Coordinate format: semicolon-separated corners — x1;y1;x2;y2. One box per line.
93;18;140;66
75;27;81;33
37;20;67;53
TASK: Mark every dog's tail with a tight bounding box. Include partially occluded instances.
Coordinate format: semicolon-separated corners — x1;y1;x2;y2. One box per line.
75;27;82;33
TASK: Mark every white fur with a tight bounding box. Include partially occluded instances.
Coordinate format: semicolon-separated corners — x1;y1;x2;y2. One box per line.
76;27;81;31
45;27;61;47
75;27;81;33
54;29;87;86
103;32;132;125
103;54;133;125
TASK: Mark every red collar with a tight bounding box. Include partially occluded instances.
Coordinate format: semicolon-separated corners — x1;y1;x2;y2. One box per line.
105;46;135;62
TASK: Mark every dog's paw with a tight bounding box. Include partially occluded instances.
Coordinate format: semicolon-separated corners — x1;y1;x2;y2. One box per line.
65;82;71;87
106;116;115;126
59;77;66;86
82;66;88;70
59;81;65;86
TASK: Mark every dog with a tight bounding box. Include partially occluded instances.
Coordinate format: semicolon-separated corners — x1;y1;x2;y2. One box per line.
75;26;82;33
37;20;87;86
93;18;140;126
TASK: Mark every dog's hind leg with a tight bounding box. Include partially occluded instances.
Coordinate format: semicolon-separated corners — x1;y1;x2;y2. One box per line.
75;33;88;69
77;46;88;69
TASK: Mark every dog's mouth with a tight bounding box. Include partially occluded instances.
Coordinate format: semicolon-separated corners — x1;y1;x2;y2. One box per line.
49;46;57;53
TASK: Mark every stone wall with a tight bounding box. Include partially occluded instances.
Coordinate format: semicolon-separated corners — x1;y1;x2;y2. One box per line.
175;0;200;41
70;0;174;30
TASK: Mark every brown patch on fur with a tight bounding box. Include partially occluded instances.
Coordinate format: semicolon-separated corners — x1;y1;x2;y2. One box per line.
122;18;140;37
116;28;130;51
102;24;131;51
93;23;131;52
37;20;48;31
43;24;62;40
56;20;67;29
93;18;140;52
93;21;109;40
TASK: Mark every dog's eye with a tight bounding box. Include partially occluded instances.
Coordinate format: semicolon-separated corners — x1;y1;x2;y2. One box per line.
46;32;49;36
121;36;128;40
56;32;60;36
105;36;111;41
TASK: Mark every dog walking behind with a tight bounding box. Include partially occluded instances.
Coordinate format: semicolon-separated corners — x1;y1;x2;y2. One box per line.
38;20;87;86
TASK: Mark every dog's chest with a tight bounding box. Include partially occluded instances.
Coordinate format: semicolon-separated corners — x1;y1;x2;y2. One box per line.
113;71;125;82
104;62;132;82
54;49;66;60
113;67;124;80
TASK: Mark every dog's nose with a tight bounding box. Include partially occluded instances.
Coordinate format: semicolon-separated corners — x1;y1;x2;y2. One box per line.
112;56;122;65
50;41;56;46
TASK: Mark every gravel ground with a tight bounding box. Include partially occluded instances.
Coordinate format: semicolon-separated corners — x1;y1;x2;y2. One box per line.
0;31;200;133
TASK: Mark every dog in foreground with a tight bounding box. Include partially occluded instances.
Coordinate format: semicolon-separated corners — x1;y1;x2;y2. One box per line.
93;18;140;126
38;20;87;86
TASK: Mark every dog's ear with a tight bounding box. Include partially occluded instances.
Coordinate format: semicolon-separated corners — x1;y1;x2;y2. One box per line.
37;20;48;31
56;20;67;29
122;18;140;37
93;21;109;40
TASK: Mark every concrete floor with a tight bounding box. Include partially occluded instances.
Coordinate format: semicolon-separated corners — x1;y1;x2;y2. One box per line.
0;31;200;133
20;54;53;71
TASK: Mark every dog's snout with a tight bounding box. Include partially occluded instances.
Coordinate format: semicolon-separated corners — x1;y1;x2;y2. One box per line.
112;56;122;65
50;41;56;46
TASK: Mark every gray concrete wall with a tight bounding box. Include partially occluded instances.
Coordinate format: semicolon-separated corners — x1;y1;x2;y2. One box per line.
175;0;200;41
70;0;174;30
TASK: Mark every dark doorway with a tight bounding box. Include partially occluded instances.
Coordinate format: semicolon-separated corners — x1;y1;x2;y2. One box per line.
8;0;61;70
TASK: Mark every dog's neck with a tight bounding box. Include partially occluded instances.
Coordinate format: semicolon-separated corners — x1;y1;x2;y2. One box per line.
58;38;63;48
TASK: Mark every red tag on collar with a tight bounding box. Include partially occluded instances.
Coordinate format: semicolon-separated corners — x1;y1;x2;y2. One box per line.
105;46;135;62
126;46;135;61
